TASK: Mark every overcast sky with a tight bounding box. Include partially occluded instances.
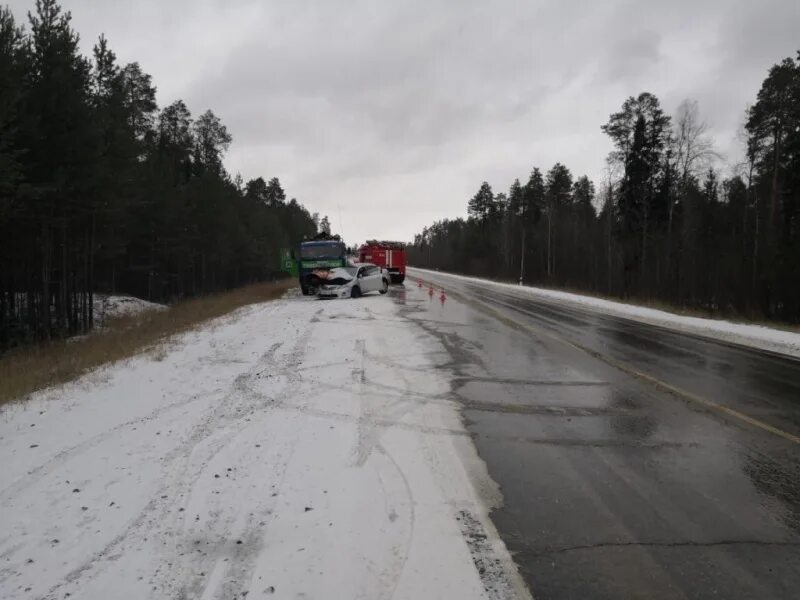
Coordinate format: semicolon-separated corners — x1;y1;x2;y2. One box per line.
8;0;800;244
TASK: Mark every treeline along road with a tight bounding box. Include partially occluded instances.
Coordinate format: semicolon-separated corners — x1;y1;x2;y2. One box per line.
409;52;800;324
0;1;321;350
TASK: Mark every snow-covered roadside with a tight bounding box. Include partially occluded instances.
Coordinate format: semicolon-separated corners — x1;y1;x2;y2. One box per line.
410;267;800;359
0;293;529;599
93;294;166;326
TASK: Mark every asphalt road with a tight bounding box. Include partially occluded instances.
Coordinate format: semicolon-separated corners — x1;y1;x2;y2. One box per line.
395;269;800;600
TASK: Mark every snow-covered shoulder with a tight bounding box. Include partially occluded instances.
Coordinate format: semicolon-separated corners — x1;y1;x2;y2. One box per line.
410;268;800;359
0;292;528;599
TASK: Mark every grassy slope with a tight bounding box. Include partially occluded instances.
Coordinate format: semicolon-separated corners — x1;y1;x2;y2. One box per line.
0;281;293;406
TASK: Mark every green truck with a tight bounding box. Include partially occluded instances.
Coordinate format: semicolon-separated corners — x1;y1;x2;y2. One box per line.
287;234;348;295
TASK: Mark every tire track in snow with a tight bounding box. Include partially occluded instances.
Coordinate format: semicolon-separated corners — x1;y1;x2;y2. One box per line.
351;339;437;469
39;324;313;600
350;328;427;600
0;390;215;505
1;307;288;510
371;335;429;600
187;324;314;600
372;443;416;600
152;332;311;599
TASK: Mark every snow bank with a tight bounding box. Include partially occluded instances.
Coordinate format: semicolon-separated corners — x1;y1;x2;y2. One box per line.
410;268;800;359
0;292;528;599
93;294;166;325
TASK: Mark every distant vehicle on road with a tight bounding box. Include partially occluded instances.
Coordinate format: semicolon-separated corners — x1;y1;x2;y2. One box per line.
317;263;390;299
359;241;406;283
297;234;347;295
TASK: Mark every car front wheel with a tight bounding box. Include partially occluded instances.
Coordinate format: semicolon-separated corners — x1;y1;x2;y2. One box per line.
379;279;389;294
350;286;362;299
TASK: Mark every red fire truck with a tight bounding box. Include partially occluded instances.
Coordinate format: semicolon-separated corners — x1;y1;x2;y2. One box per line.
359;241;406;283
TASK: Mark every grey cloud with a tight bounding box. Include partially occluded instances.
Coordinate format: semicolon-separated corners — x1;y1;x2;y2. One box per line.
603;31;662;82
5;0;799;243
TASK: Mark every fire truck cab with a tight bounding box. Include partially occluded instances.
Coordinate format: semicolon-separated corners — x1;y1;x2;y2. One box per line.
359;241;406;284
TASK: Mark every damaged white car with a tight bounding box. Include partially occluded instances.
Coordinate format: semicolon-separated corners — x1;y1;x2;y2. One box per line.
317;263;390;299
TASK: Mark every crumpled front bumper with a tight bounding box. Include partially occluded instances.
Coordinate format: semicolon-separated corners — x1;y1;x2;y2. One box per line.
317;286;350;299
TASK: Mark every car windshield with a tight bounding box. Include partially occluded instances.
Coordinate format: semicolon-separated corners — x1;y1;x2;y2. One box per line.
328;267;357;279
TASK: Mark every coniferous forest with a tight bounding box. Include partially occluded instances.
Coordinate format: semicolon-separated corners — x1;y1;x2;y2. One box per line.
409;53;800;323
0;1;318;350
3;1;799;355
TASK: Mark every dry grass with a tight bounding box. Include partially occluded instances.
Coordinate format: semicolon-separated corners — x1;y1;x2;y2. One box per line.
0;280;294;406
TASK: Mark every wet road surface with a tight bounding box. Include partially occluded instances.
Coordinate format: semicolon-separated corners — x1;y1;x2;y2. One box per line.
394;271;800;600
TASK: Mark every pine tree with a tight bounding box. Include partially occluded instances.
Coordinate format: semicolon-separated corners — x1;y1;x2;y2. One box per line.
468;182;494;221
602;92;671;294
26;0;97;336
192;109;231;176
745;52;800;317
265;177;286;207
0;7;25;208
544;163;573;280
119;62;157;145
319;215;331;234
746;56;799;232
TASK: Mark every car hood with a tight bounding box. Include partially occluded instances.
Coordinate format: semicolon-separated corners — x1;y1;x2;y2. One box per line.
324;267;353;280
322;278;353;287
320;268;354;287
